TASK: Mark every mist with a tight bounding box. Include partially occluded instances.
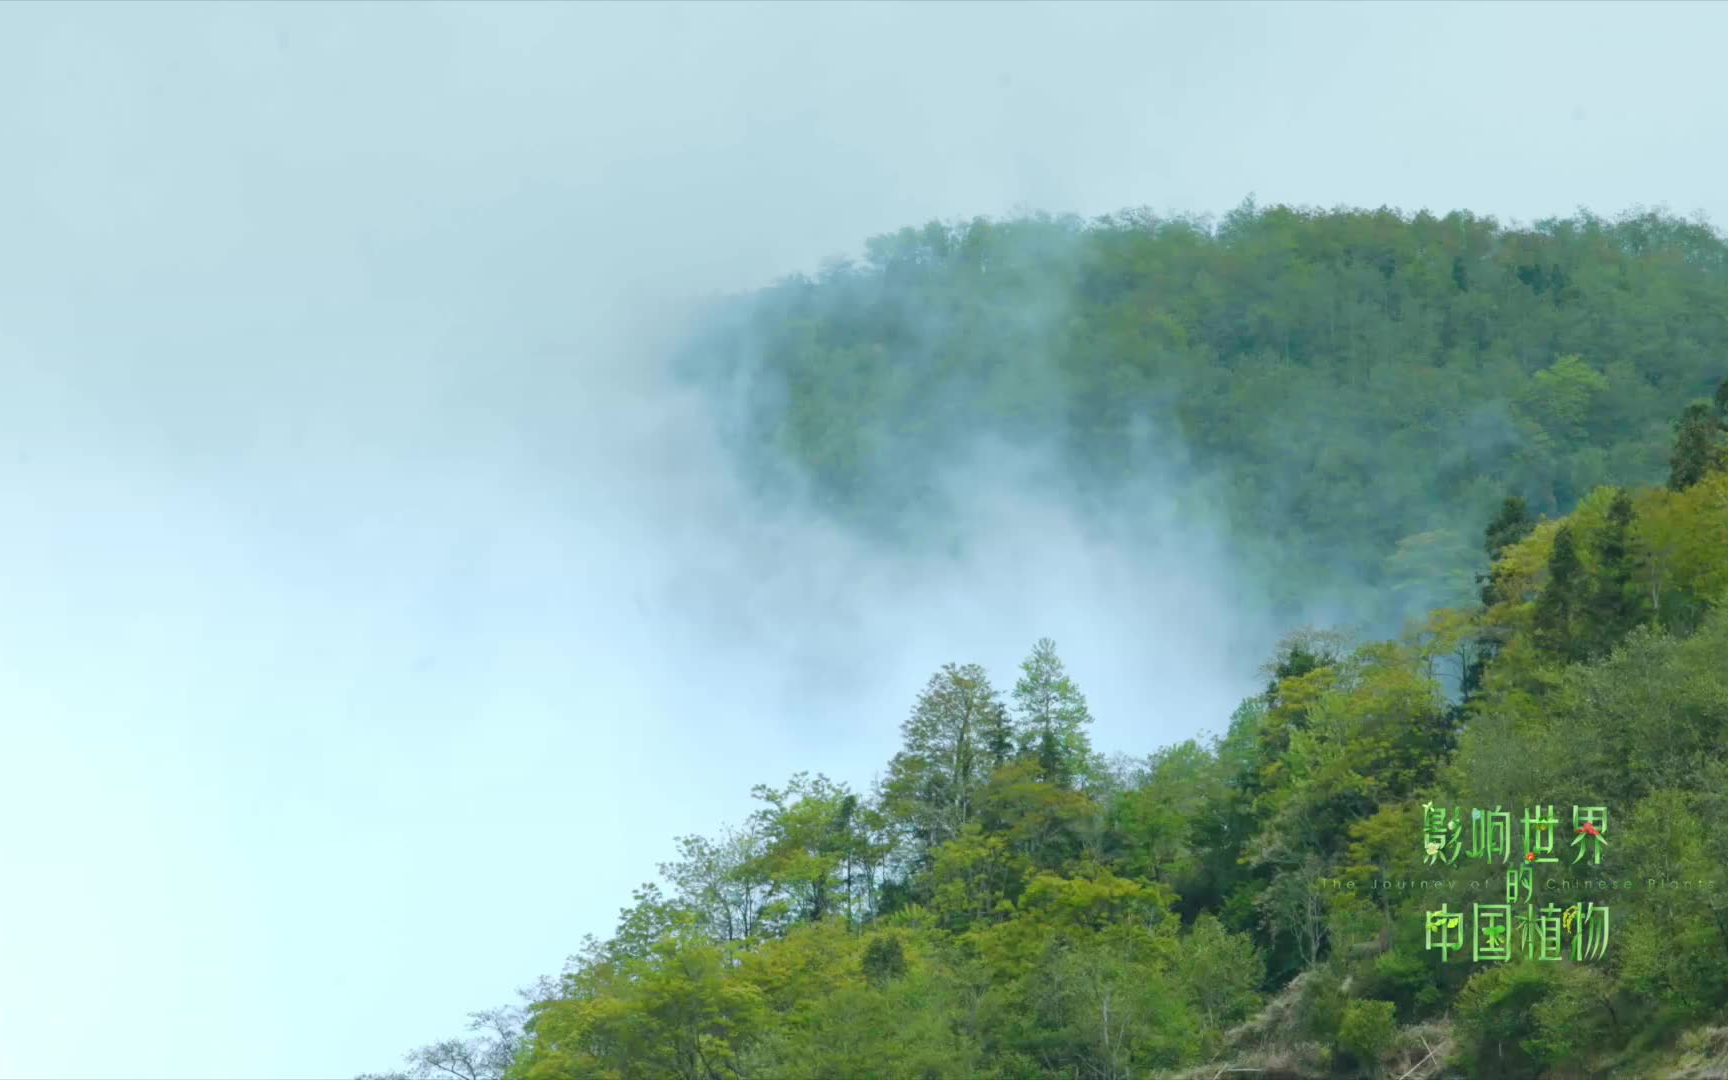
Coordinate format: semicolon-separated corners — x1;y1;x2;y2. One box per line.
3;3;1726;1077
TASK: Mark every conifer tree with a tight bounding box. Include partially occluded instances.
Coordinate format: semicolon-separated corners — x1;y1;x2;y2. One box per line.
1669;402;1727;491
1533;524;1587;663
1479;495;1534;604
1011;638;1094;786
1586;489;1642;657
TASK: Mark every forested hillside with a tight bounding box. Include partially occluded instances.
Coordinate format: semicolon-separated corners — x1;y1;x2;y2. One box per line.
375;208;1728;1079
683;205;1728;628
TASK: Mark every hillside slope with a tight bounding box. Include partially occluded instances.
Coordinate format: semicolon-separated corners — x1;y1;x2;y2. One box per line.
375;207;1728;1080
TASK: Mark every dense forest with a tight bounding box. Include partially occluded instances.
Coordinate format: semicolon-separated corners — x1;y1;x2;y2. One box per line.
373;207;1728;1079
682;203;1728;630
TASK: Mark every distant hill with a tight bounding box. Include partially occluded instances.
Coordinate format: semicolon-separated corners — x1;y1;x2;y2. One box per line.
678;204;1728;629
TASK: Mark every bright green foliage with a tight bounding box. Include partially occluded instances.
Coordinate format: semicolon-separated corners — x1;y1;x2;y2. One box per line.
399;210;1728;1080
519;932;766;1080
1011;865;1174;935
743;970;978;1079
1633;473;1728;631
1248;641;1452;889
1522;355;1610;449
1018;927;1204;1076
1367;947;1440;1019
659;827;772;944
927;824;1020;932
483;476;1725;1077
1613;790;1728;1011
1546;614;1728;807
1108;740;1220;887
975;759;1098;873
602;883;694;963
747;774;876;928
1172;913;1265;1036
1337;998;1397;1071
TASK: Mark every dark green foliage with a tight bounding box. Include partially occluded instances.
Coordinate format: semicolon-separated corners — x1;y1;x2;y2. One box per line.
1484;495;1534;563
1463;494;1539;695
1266;636;1338;699
1670;401;1728;490
1033;729;1067;789
684;206;1728;630
1585;489;1643;656
1366;947;1439;1020
861;935;907;987
1533;524;1587;663
1478;494;1535;608
1293;967;1350;1045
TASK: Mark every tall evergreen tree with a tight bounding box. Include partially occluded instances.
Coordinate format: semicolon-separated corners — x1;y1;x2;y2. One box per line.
1463;494;1537;698
1533;524;1587;663
1485;495;1534;558
1586;489;1642;657
1479;495;1535;605
1010;638;1094;786
1669;402;1727;491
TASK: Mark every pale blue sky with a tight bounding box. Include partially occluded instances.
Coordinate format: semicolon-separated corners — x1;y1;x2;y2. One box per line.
1;3;1724;1077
